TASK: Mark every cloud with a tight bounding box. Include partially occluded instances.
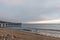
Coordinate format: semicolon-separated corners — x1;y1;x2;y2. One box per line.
0;0;26;6
0;0;60;23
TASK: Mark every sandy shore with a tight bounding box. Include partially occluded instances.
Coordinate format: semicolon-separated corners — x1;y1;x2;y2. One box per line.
0;28;60;40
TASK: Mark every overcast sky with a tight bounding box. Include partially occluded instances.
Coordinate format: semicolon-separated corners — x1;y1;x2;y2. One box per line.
0;0;60;23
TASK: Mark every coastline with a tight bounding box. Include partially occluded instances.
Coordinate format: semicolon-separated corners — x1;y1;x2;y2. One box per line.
0;28;60;40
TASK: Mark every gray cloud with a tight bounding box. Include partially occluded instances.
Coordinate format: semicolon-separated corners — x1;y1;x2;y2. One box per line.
0;0;60;23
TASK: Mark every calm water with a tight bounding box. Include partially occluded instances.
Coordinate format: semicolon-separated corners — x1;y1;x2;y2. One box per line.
22;24;60;29
7;24;60;34
21;24;60;34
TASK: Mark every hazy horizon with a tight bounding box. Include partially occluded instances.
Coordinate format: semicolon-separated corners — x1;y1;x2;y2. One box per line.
0;0;60;23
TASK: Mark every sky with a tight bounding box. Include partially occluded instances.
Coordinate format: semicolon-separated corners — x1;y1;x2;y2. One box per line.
0;0;60;23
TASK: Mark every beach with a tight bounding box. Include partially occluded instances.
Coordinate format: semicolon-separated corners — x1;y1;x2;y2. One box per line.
0;28;60;40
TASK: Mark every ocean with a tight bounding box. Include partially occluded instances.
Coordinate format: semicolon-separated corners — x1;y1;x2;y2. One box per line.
21;24;60;32
7;24;60;37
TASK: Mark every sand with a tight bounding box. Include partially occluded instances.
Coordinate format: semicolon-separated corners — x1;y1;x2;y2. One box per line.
0;28;60;40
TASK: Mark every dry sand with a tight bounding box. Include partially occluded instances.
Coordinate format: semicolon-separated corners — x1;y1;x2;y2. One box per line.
0;28;60;40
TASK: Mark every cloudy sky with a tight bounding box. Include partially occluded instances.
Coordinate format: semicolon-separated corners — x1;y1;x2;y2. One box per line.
0;0;60;23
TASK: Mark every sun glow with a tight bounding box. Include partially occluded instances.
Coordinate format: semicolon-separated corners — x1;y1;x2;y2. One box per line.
25;19;60;24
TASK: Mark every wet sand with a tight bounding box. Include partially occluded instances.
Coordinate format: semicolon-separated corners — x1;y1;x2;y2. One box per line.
0;28;60;40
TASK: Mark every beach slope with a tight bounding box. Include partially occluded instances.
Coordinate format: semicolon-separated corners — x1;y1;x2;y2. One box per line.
0;28;60;40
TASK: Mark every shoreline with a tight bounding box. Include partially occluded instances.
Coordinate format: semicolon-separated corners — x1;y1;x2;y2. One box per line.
5;27;60;38
0;28;60;40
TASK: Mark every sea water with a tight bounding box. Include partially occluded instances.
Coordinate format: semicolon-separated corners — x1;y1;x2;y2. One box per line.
7;24;60;37
21;24;60;37
22;24;60;32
